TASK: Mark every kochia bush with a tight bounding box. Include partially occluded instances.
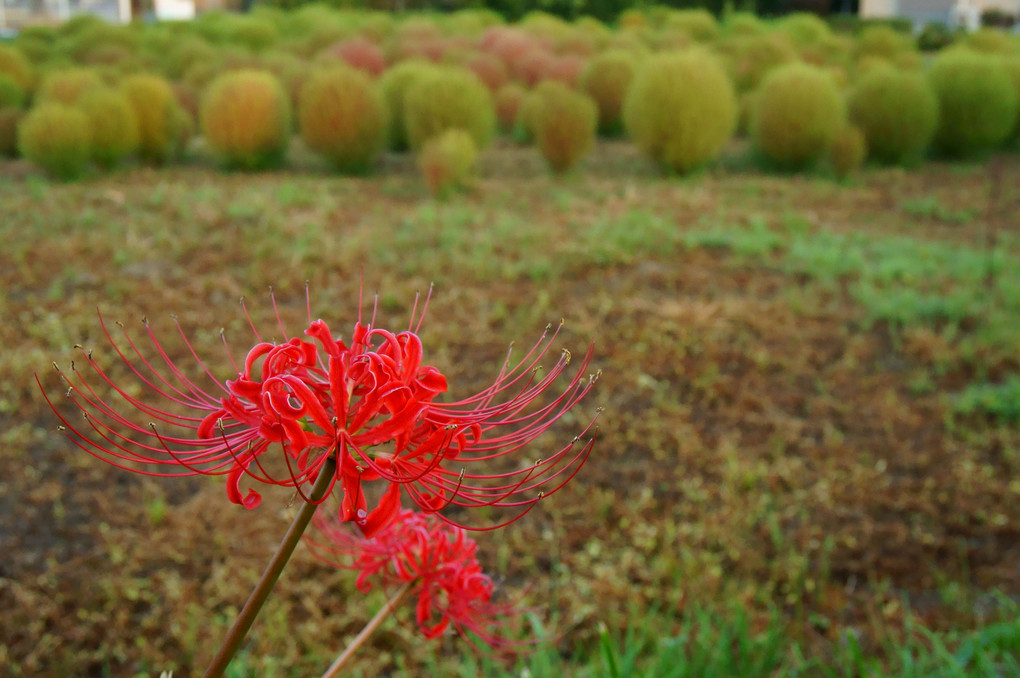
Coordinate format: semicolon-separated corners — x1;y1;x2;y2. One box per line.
847;65;938;165
528;81;597;174
121;74;191;165
18;103;92;180
0;45;33;93
928;49;1018;157
418;128;477;198
404;66;495;151
0;74;25;109
79;87;140;168
623;50;737;174
494;82;526;134
298;66;388;174
751;63;845;169
379;60;435;152
828;124;867;178
0;106;23;157
35;68;103;105
200;69;291;170
579;49;638;136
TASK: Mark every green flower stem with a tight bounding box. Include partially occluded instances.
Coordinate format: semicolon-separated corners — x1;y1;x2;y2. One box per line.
321;580;415;678
203;455;338;678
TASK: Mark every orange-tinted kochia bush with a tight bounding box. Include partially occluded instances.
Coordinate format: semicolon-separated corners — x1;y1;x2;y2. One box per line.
528;81;597;174
579;49;638;136
201;69;291;170
298;66;388;174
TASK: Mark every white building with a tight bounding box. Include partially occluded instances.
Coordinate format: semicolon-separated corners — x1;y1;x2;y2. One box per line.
861;0;1020;27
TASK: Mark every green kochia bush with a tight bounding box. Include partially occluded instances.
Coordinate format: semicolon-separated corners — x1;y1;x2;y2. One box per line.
928;49;1018;157
418;128;477;198
847;66;939;165
0;45;34;93
79;87;140;168
829;124;867;178
201;69;291;170
121;74;191;165
0;74;25;109
579;49;638;136
0;107;23;157
35;67;103;105
18;103;92;180
623;49;737;174
528;81;597;174
751;63;844;169
298;66;388;174
379;60;435;152
403;66;495;151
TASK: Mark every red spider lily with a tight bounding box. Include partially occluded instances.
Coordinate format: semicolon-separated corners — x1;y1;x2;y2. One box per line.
309;507;522;646
38;287;600;535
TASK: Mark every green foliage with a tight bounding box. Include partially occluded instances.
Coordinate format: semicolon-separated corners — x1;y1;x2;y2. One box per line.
378;60;436;152
297;65;387;174
528;80;597;174
1001;56;1020;139
855;25;915;61
964;28;1019;56
18;103;92;181
776;12;833;48
79;87;140;169
662;9;719;43
0;74;26;110
35;67;104;105
0;106;23;157
0;44;34;93
121;74;191;165
201;70;291;171
725;33;799;93
579;49;638;136
623;49;737;174
404;66;496;151
829;123;867;178
918;22;957;52
751;63;845;170
418;129;478;198
929;49;1018;157
848;65;939;165
953;376;1020;425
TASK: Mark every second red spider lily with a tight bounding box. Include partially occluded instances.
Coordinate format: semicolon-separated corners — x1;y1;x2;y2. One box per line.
309;507;523;652
40;288;601;535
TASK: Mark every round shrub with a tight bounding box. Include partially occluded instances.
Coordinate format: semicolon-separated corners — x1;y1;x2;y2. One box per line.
404;66;495;151
463;52;508;92
201;69;291;171
79;87;140;168
0;45;34;93
379;60;436;152
751;63;845;169
829;124;867;178
298;66;388;174
623;49;737;174
0;106;24;157
494;82;527;133
321;37;387;77
928;49;1018;157
724;13;765;37
855;26;914;61
0;74;26;109
36;67;103;105
776;13;832;48
579;49;638;136
418;128;477;198
847;65;938;165
121;73;191;165
528;81;597;174
663;9;719;43
726;34;799;93
18;103;92;180
964;28;1018;56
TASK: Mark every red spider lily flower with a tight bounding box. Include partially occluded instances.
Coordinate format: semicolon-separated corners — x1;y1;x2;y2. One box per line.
38;287;600;535
309;507;522;646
